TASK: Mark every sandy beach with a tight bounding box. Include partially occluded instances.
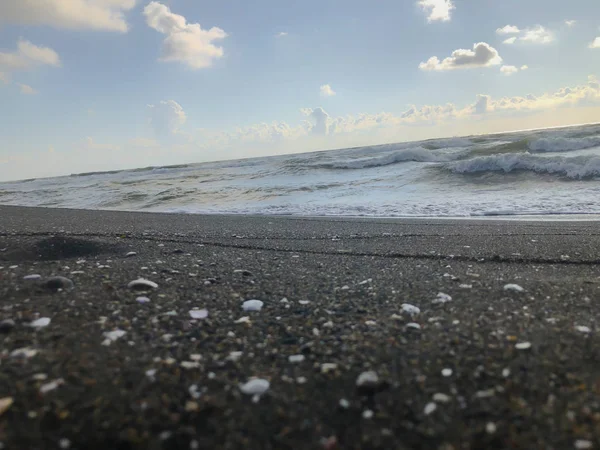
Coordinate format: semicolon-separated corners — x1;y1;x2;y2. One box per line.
1;205;600;449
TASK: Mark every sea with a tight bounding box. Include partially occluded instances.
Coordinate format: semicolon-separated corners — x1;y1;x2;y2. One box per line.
2;123;600;218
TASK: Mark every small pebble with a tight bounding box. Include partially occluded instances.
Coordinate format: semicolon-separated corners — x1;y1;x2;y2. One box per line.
504;283;524;292
29;317;51;328
424;402;437;415
339;399;350;409
406;323;421;330
0;397;13;416
23;274;42;280
136;296;151;304
0;319;15;333
356;371;379;387
575;440;593;449
189;309;208;319
127;278;158;290
486;422;497;434
321;363;338;373
59;438;71;449
242;300;264;312
40;378;64;394
125;252;137;257
401;303;420;315
44;276;74;291
432;292;452;304
288;354;305;363
362;409;374;419
575;325;591;333
239;379;270;395
433;393;451;403
515;342;532;350
442;368;453;377
234;316;251;324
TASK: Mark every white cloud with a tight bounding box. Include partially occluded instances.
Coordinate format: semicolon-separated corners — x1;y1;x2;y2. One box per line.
0;40;61;70
0;0;136;32
565;20;576;27
144;2;227;69
18;83;37;95
418;0;454;22
521;65;529;71
419;42;502;71
276;32;288;38
301;107;330;135
320;84;336;97
589;37;600;49
503;37;517;45
500;65;519;75
520;26;553;44
148;100;187;136
496;25;520;34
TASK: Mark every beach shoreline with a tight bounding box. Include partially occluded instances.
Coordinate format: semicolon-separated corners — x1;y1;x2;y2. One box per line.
1;205;600;449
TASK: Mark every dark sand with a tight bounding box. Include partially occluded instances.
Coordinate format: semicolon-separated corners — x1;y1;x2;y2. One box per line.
1;205;600;449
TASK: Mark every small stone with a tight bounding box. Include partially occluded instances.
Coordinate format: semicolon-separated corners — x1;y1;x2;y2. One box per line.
504;284;524;292
433;393;451;403
365;320;377;326
234;316;251;324
227;351;243;362
406;323;421;330
239;379;270;395
189;309;208;319
575;325;591;333
0;319;16;333
23;274;42;280
181;361;200;369
502;368;510;377
574;440;593;449
442;368;453;377
44;276;74;291
433;292;452;304
242;300;264;312
339;398;350;409
40;378;64;394
515;342;532;350
125;252;137;257
424;402;437;415
10;347;37;359
59;439;71;449
127;278;158;290
362;409;374;419
29;317;51;328
401;304;420;315
356;371;379;387
486;422;497;434
185;401;199;412
136;296;151;304
288;354;305;363
103;329;126;344
299;300;310;305
0;397;13;416
321;363;338;374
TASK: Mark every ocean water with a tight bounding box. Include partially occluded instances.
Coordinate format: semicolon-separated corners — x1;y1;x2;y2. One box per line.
2;123;600;218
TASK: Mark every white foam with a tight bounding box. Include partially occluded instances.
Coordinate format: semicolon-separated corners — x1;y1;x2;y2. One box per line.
529;136;600;152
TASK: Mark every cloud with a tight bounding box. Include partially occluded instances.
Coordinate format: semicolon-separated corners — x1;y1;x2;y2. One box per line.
276;32;288;38
521;65;528;71
0;39;61;70
496;25;520;34
0;0;136;32
418;0;454;22
520;26;553;44
148;100;187;136
320;84;336;97
474;94;491;114
590;37;600;49
18;83;37;95
500;65;519;76
565;20;576;27
301;107;330;135
502;37;517;45
0;72;8;84
419;42;502;71
144;2;227;69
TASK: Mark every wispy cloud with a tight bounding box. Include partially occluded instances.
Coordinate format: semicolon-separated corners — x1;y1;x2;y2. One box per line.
18;83;37;95
320;84;336;97
419;42;502;71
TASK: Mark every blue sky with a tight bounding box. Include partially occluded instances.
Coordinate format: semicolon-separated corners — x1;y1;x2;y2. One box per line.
0;0;599;180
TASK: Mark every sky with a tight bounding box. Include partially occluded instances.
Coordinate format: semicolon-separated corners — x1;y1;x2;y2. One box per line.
0;0;599;181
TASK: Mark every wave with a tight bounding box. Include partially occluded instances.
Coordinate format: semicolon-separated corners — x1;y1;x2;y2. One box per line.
421;137;473;149
445;153;600;179
528;136;600;153
314;147;465;170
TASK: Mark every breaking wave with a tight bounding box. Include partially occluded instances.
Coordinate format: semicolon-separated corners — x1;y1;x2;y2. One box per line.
446;153;600;179
528;136;600;153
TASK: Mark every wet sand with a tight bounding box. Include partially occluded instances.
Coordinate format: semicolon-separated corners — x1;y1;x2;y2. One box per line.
1;205;600;449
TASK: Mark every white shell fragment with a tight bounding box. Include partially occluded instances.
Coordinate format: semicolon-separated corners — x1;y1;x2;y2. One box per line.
242;300;264;312
103;329;126;345
40;378;64;394
10;347;38;359
189;309;208;320
136;296;151;304
126;252;137;257
321;363;338;373
433;393;451;403
401;304;420;315
406;323;421;330
515;342;532;350
239;379;270;395
30;317;51;328
128;278;158;290
504;284;524;292
575;326;591;333
441;368;453;377
424;402;437;415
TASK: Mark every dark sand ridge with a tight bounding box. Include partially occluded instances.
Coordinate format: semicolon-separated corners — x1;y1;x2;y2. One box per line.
1;205;600;449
